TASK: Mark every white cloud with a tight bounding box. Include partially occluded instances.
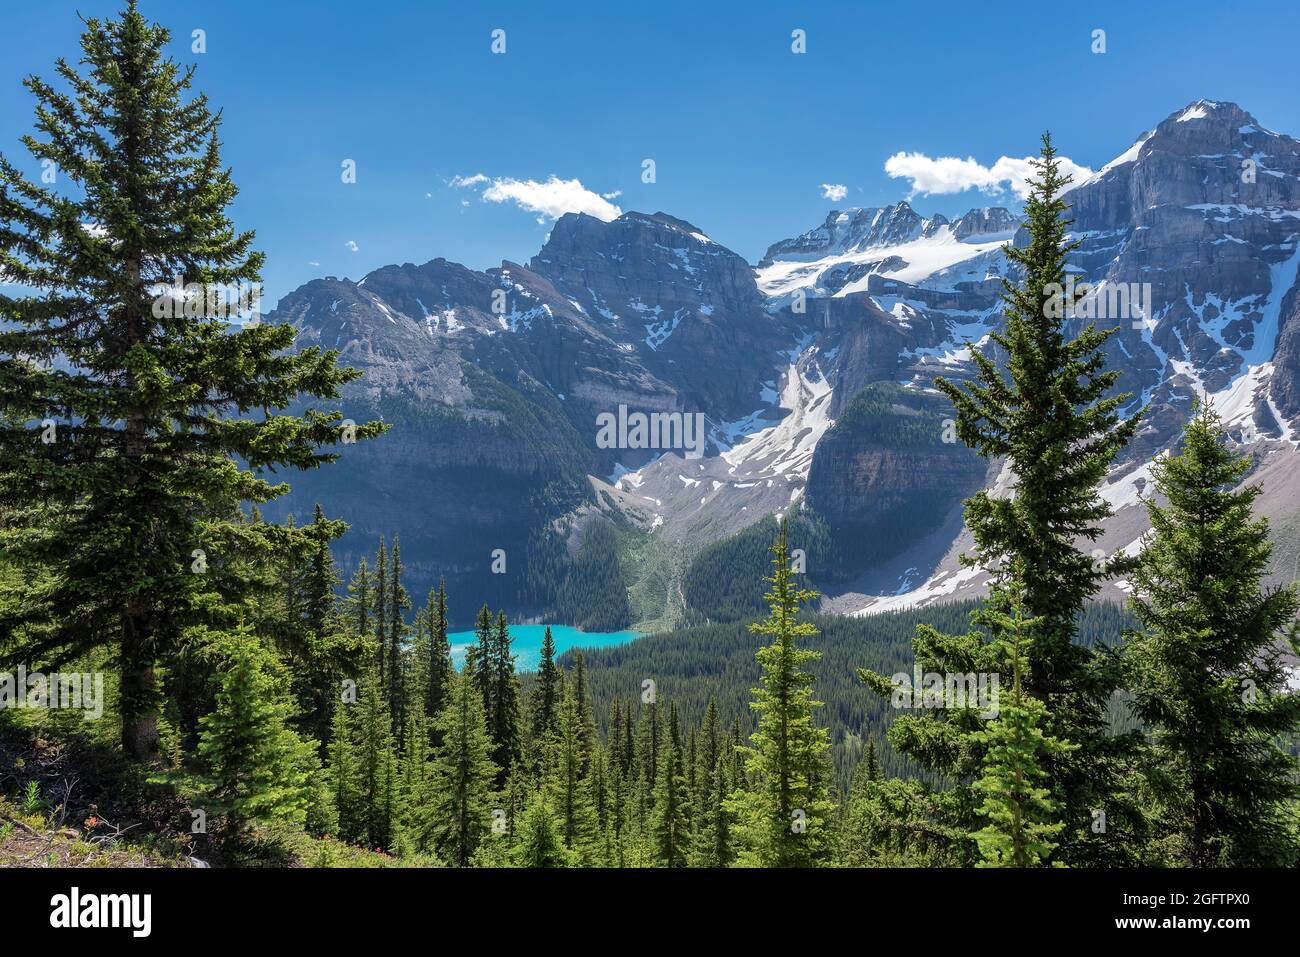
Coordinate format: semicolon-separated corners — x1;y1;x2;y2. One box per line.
344;240;359;252
602;190;623;200
307;260;320;267
820;183;848;202
452;173;622;222
884;151;1092;200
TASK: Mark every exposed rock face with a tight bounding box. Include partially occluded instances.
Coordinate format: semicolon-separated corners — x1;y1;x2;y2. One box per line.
530;211;788;419
805;386;985;569
951;206;1021;240
759;202;929;265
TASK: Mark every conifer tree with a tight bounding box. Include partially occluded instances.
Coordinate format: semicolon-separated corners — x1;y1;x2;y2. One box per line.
473;603;494;721
304;505;341;641
530;625;562;750
397;706;431;854
0;1;383;757
501;768;527;845
570;650;598;772
387;536;410;730
690;700;727;867
348;558;372;642
423;582;453;737
1126;407;1300;866
293;505;365;745
606;746;629;865
588;746;612;866
727;519;835;867
357;666;397;850
637;698;662;809
860;135;1142;865
512;793;573;868
489;610;522;784
549;683;597;858
196;637;318;836
373;536;388;683
970;585;1074;867
327;699;365;844
851;739;882;801
429;668;498;867
652;703;691;867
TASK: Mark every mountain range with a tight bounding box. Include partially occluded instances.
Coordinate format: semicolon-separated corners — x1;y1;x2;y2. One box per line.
262;99;1300;629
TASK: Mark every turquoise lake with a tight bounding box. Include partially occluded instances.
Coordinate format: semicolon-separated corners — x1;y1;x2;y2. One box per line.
447;623;643;671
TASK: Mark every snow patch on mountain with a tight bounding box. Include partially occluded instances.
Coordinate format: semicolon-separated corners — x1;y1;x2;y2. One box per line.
756;208;1015;306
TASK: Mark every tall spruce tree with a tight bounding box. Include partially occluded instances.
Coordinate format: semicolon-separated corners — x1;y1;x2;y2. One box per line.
549;682;597;859
422;581;452;741
489;610;522;784
473;603;494;721
386;535;410;730
530;625;562;749
1126;406;1300;866
652;702;691;867
347;558;372;645
570;650;598;772
356;665;397;851
0;1;383;757
292;504;366;745
726;519;835;867
861;135;1142;865
372;536;388;684
327;698;364;844
429;667;498;867
690;699;728;867
396;706;431;855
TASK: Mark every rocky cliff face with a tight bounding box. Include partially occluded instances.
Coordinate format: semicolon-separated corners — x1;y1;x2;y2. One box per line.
531;211;788;419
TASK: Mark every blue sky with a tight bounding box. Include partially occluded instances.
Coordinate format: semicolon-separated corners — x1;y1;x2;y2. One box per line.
3;0;1298;307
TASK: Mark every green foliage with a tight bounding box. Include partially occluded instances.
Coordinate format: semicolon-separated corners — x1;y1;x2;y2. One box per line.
970;588;1075;867
547;681;598;859
725;520;836;867
196;637;318;835
1125;406;1300;866
681;508;840;624
327;699;365;844
553;519;633;631
511;793;574;868
428;669;498;866
651;704;691;866
0;1;383;758
866;135;1145;867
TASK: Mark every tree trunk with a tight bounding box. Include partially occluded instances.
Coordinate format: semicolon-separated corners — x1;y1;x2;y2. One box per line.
120;651;159;759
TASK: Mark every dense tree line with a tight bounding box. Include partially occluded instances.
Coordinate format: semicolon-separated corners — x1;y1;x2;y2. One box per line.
681;508;842;624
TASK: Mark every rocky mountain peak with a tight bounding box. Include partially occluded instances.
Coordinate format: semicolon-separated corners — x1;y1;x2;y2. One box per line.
758;201;926;265
951;207;1021;240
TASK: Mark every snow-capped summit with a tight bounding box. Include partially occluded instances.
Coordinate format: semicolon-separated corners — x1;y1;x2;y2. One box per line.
755;202;1022;304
